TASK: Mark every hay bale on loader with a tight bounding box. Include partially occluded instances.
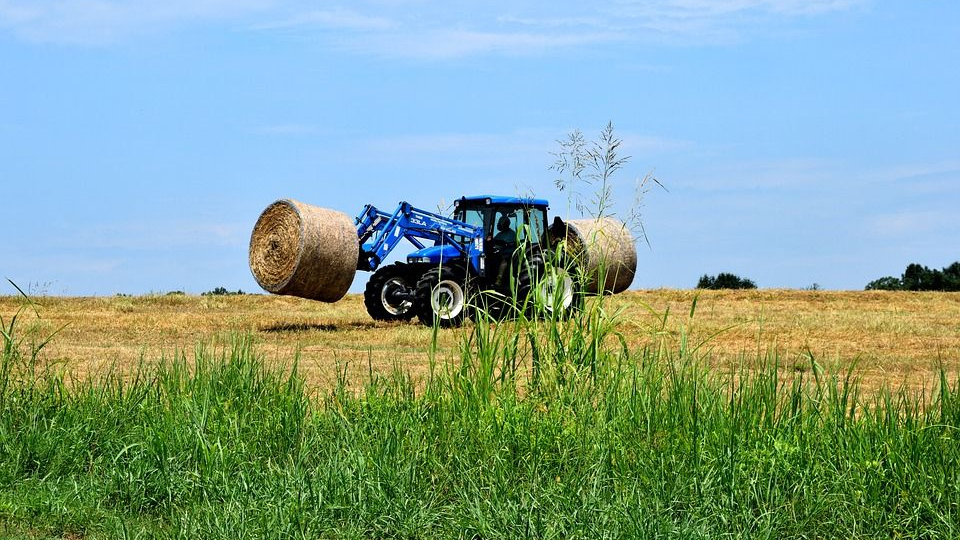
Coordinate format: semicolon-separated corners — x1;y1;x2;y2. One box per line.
248;199;358;303
554;217;637;295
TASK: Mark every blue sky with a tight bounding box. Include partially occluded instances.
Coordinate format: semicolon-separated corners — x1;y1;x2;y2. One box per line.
1;0;957;296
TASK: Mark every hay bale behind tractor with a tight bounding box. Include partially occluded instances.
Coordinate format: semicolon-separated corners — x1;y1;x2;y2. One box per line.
556;217;637;295
248;199;358;302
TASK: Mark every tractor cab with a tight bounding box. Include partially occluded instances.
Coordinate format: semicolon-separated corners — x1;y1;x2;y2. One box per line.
453;195;549;281
453;195;549;249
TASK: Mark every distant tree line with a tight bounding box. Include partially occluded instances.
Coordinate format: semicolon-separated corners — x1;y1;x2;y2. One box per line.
202;287;246;296
865;262;960;291
697;272;757;290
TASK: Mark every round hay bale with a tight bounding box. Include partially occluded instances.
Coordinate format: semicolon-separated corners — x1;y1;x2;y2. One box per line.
558;218;637;295
249;199;358;303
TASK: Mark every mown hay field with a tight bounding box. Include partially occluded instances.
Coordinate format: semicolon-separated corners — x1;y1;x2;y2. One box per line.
3;289;958;393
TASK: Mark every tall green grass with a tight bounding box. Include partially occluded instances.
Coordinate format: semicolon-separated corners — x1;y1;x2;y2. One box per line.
1;292;959;539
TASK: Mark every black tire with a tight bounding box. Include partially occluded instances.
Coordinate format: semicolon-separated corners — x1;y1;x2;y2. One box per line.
518;250;582;319
364;263;418;321
416;266;471;327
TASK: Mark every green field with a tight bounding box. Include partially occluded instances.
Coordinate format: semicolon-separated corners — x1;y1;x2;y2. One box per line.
2;291;959;538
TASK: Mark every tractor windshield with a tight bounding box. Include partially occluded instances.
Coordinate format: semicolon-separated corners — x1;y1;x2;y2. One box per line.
457;208;484;231
452;207;485;245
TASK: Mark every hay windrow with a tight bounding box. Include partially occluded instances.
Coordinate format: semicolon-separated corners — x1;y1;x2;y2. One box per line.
249;199;359;303
561;218;637;294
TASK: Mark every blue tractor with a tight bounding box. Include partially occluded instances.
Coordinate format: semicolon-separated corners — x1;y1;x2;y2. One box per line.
354;195;579;326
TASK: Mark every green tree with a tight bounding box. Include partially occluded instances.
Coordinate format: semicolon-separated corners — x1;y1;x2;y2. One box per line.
866;261;960;291
944;262;960;291
865;276;902;291
697;272;757;290
202;287;245;296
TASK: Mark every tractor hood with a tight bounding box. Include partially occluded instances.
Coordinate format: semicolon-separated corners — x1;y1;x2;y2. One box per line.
406;244;462;265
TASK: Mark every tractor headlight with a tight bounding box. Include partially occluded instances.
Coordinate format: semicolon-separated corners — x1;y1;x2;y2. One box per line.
409;256;432;264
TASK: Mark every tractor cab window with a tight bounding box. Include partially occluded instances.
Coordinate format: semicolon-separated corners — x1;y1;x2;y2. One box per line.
491;207;546;247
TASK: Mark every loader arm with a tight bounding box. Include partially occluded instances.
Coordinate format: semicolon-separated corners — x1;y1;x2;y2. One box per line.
355;202;483;272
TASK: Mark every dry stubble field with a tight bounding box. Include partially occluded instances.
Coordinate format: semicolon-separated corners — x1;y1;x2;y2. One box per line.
3;289;959;393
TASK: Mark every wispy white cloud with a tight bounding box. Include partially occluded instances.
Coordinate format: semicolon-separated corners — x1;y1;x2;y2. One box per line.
864;210;959;238
56;220;249;250
0;0;272;45
603;0;867;43
288;0;868;57
0;0;868;54
360;130;551;167
291;0;868;56
672;154;960;196
676;157;842;191
341;28;620;59
248;123;322;136
620;133;691;154
865;160;960;188
251;8;396;32
358;128;683;165
366;133;512;153
614;0;864;18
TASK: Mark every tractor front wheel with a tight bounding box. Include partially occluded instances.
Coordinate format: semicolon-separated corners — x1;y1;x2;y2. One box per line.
364;263;418;321
416;266;470;327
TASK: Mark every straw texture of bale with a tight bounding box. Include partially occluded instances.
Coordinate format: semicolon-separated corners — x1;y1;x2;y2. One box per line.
249;199;358;303
559;218;637;294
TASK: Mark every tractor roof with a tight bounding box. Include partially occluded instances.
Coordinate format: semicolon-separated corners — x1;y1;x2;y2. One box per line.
456;195;550;208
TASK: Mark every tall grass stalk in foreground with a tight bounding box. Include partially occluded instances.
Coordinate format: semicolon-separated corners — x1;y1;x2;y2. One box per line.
2;288;960;538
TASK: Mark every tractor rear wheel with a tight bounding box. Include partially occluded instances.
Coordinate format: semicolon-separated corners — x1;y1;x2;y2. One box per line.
364;263;418;321
416;266;471;327
518;251;582;319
